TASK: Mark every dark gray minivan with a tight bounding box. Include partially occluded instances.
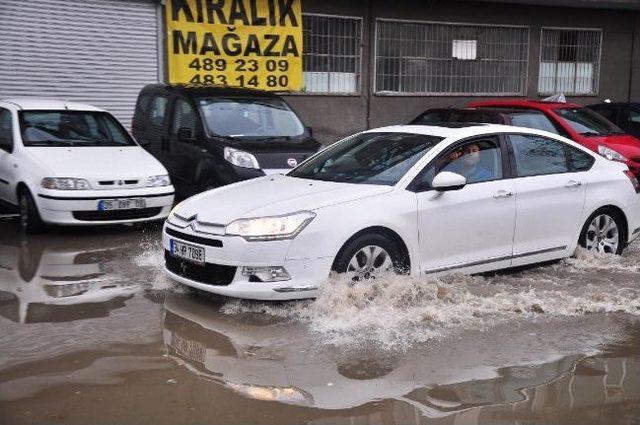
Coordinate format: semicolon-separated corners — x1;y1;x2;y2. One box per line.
131;85;320;199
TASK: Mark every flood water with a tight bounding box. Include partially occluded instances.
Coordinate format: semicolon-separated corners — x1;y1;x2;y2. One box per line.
0;217;639;425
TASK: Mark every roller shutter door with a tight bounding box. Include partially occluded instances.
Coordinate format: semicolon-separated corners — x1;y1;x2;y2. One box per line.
0;0;160;127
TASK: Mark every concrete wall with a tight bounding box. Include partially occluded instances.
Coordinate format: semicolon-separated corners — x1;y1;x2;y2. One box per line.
283;0;640;144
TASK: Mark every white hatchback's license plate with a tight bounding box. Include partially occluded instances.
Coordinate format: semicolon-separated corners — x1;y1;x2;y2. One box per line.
170;239;205;265
97;198;146;211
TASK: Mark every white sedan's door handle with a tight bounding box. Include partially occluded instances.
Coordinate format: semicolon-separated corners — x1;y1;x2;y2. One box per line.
493;190;513;199
565;180;582;189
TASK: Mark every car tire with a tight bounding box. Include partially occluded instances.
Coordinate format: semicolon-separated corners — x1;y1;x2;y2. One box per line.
578;207;626;255
332;233;409;282
18;189;45;234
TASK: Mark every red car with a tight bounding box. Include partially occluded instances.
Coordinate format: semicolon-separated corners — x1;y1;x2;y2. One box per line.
468;99;640;176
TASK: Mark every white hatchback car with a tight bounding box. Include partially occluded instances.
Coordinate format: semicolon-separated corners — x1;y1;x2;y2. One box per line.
0;98;175;232
163;124;640;300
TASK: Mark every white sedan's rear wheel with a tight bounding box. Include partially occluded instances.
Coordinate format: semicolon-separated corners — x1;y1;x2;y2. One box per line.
579;208;625;255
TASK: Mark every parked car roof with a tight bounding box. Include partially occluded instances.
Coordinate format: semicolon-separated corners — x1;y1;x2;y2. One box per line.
140;84;282;98
587;101;640;108
468;99;583;111
366;123;566;140
0;98;104;111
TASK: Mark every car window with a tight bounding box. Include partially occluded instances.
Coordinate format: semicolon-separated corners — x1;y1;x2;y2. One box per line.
19;111;135;147
590;106;617;123
567;144;595;172
0;108;13;152
171;99;197;140
438;137;503;184
621;108;640;133
133;94;151;124
451;111;501;124
289;132;443;186
554;107;623;136
509;134;568;177
149;95;168;127
198;97;304;138
508;112;559;134
411;111;451;125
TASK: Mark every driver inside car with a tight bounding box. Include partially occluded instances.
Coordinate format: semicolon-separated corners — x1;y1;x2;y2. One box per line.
461;143;493;183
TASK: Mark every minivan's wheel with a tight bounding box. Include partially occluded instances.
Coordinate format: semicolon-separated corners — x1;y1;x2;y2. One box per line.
579;208;625;255
18;190;45;234
332;233;408;282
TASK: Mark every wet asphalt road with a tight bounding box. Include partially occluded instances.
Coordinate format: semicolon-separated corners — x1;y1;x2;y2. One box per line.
0;217;639;425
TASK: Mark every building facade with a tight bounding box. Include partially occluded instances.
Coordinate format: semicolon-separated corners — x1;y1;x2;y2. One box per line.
1;0;639;144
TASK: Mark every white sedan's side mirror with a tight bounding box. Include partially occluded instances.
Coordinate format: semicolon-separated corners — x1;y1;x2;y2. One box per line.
432;171;467;192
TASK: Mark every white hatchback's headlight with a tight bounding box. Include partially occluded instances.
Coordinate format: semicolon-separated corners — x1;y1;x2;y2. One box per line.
41;177;91;190
598;145;627;162
225;211;316;241
146;174;171;187
224;147;260;169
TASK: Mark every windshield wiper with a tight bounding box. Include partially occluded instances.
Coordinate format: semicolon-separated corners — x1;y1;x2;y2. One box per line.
579;131;603;136
260;136;292;141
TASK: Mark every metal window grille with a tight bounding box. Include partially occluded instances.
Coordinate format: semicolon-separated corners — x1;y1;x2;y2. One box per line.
302;14;362;94
538;28;602;95
375;19;529;95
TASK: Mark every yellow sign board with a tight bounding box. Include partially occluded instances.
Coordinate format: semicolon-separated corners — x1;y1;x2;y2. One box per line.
165;0;303;91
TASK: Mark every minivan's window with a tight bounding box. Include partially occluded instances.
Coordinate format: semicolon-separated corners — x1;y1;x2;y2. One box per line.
0;108;13;151
198;97;304;138
509;134;568;177
508;112;559;134
171;99;197;139
149;96;168;126
289;132;443;185
19;111;135;147
554;107;623;136
440;138;502;184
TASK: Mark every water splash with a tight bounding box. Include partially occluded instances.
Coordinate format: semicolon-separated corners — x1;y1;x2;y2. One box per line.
221;244;640;350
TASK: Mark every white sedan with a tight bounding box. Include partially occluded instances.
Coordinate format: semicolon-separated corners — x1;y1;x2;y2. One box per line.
163;124;640;300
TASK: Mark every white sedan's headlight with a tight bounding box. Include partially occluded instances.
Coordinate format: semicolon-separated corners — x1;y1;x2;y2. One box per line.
225;211;316;241
224;147;260;169
146;174;171;187
598;145;627;162
41;177;91;190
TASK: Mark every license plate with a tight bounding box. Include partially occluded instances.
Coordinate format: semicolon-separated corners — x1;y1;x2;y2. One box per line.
170;239;205;264
98;198;146;211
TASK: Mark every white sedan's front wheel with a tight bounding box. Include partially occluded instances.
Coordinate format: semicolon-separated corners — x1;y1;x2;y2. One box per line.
332;233;408;282
579;208;625;255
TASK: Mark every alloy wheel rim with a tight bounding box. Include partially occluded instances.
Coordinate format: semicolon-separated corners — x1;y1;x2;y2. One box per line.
346;245;393;282
585;214;619;254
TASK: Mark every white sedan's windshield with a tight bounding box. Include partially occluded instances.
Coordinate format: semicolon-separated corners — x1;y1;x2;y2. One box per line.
198;97;304;138
289;132;443;185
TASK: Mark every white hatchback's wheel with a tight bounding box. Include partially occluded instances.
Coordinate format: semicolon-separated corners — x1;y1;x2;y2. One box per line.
18;190;45;234
579;209;625;255
332;232;409;282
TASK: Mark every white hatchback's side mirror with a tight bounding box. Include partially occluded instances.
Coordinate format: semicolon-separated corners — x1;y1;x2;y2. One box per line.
432;171;467;191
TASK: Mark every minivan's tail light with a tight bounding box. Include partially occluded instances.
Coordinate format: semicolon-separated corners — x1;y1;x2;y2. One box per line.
624;170;640;193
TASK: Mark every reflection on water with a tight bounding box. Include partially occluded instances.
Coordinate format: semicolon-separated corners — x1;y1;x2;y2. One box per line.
0;226;143;323
163;293;640;423
0;219;639;424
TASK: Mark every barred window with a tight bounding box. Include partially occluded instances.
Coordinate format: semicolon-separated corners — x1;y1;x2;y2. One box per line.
538;28;602;95
375;19;529;95
302;14;362;94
